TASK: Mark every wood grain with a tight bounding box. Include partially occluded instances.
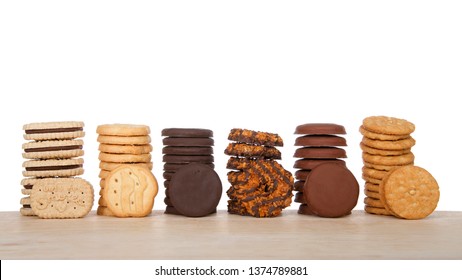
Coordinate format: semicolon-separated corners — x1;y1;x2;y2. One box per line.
1;210;461;259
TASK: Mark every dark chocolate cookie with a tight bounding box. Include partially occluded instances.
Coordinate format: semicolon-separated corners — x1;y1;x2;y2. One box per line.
163;155;214;164
162;146;213;155
228;128;283;146
293;159;345;170
162;128;213;138
162;137;214;147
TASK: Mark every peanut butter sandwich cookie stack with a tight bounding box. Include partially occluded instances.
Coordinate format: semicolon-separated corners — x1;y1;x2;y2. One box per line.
162;128;221;217
360;116;439;219
293;124;359;218
225;128;293;217
97;124;158;217
21;122;94;218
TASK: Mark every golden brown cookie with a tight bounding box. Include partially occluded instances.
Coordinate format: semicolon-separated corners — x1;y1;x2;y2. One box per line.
362;174;382;185
98;144;153;155
360;143;411;156
362;116;415;135
364;197;384;208
362;166;388;180
98;152;151;163
104;165;158;217
363;161;413;171
364;189;380;199
364;205;392;216
361;136;416;150
379;166;439;220
362;152;414;166
365;182;380;193
97;124;150;136
359;126;409;141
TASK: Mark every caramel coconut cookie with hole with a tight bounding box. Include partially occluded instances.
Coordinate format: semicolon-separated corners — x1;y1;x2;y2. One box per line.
225;128;293;218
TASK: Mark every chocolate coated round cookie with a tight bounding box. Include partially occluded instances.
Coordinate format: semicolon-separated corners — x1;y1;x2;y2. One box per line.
294;123;346;135
169;163;222;217
303;163;359;218
162;137;214;147
162;128;213;138
294;135;347;147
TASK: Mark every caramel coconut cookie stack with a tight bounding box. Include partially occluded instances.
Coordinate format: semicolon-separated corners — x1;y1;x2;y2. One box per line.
360;116;439;219
21;122;93;218
161;128;221;217
293;124;359;218
97;124;158;217
225;128;293;218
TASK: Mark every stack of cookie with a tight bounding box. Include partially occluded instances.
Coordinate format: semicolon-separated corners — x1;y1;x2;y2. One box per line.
225;128;293;218
293;123;359;218
96;124;153;216
161;128;218;216
21;121;93;218
360;116;416;216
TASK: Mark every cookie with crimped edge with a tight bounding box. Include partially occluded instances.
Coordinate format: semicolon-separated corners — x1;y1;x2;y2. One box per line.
97;135;151;145
97;124;150;136
360;143;410;156
359;126;409;141
379;165;439;219
227;128;283;147
31;178;94;219
362;152;414;166
97;206;114;216
104;165;158;217
22;158;84;177
363;116;415;135
364;189;380;199
20;196;35;216
361;136;416;150
21;178;39;194
98;144;152;155
22;139;84;159
98;152;151;163
23;121;84;141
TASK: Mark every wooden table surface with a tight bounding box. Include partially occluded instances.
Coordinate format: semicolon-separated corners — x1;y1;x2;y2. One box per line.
1;210;461;260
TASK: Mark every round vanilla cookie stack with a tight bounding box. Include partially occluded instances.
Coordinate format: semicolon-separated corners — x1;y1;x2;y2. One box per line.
360;116;416;216
96;124;153;216
21;121;92;218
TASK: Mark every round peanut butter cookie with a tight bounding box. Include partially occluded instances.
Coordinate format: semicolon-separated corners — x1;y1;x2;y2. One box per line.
362;166;388;180
22;158;84;177
362;116;415;135
360;143;411;156
98;144;152;155
97;135;151;145
294;123;346;135
362;152;414;166
99;161;153;171
363;161;413;171
362;136;416;150
364;205;392;216
379;166;439;219
23;121;84;141
104;165;158;217
22;139;84;159
97;124;150;136
359;126;409;141
364;189;380;199
365;182;380;193
364;197;384;208
362;174;382;185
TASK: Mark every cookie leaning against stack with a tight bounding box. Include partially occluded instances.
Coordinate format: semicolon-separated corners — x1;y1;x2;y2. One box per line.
360;116;416;216
161;128;221;217
96;124;156;217
293;123;359;218
225;128;293;218
21;122;93;218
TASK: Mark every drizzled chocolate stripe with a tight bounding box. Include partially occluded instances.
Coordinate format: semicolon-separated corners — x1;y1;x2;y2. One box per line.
227;171;250;185
25;165;82;171
25;127;83;134
24;145;82;153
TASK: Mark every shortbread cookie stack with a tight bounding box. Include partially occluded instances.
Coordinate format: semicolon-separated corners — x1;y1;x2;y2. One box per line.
293;123;359;218
96;124;154;216
360;116;416;216
161;128;219;216
225;128;293;218
21;122;93;218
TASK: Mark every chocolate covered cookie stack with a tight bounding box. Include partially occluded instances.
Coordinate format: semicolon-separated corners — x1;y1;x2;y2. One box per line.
225;128;293;218
162;128;221;217
293;123;359;218
96;124;153;216
21;121;93;218
359;116;416;216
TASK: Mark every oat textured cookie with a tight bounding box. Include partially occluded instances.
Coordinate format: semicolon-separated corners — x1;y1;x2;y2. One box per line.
104;165;158;217
359;126;409;141
379;165;439;219
362;152;414;166
364;205;392;216
361;136;416;150
363;116;415;135
360;143;410;156
23;121;85;141
31;178;94;219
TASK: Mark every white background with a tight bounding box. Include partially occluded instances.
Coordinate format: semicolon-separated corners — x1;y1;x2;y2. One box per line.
1;0;462;213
